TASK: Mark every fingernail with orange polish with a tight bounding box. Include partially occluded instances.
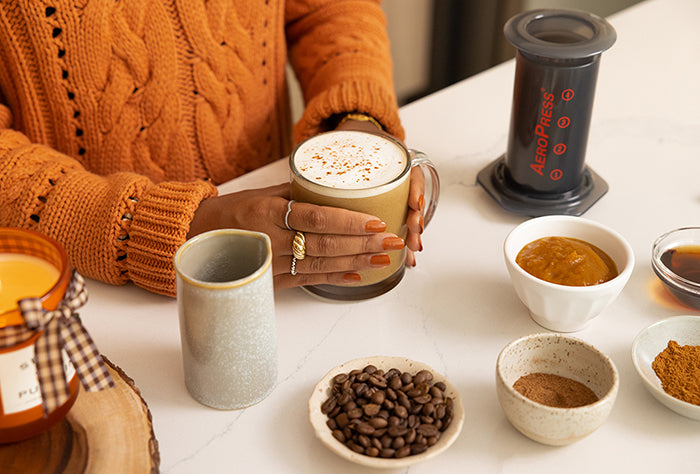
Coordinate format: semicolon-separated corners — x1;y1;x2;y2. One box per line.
365;220;387;233
418;235;423;252
370;254;391;267
382;236;405;251
343;273;361;283
418;194;424;211
419;214;424;233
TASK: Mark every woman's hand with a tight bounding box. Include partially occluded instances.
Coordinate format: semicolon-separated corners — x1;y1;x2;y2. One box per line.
335;118;425;267
187;183;405;290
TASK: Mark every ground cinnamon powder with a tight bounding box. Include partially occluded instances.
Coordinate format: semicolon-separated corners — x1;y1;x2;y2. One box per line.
652;340;700;406
513;373;599;408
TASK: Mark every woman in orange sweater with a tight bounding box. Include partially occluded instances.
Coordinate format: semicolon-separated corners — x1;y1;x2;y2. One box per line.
0;0;424;296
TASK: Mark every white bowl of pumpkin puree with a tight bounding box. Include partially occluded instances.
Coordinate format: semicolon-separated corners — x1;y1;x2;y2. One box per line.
504;215;634;332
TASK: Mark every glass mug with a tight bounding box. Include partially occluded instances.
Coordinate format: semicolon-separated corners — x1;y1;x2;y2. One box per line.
289;130;440;301
0;228;79;444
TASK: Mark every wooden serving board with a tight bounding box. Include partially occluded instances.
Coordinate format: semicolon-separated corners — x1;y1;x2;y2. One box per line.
0;357;159;473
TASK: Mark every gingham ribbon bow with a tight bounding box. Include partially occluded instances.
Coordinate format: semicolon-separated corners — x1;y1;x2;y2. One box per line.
13;271;114;415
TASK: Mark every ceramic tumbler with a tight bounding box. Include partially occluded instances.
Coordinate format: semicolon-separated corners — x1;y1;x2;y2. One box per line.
174;229;277;409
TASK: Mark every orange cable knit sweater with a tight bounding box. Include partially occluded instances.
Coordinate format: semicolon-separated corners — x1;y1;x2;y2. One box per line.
0;0;404;296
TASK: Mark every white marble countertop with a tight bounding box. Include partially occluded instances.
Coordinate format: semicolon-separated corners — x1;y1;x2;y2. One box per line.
81;0;700;471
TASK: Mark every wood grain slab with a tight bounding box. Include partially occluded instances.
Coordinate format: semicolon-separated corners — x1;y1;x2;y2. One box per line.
0;357;159;473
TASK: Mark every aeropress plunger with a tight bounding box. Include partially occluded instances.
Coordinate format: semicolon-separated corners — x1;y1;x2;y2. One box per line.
478;9;616;216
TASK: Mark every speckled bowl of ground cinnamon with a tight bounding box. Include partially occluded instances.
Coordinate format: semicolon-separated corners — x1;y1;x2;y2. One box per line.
632;315;700;421
496;333;619;446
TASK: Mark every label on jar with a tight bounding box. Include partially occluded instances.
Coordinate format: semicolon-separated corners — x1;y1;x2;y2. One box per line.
0;344;76;415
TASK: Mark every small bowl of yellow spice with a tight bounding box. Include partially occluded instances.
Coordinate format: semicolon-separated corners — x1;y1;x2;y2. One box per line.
496;333;619;445
504;215;635;332
631;315;700;421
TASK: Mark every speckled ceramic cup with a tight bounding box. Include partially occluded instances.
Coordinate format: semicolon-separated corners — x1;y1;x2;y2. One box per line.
174;229;277;410
496;333;619;446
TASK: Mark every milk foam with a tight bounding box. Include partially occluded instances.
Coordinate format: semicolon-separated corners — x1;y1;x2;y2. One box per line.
293;132;407;189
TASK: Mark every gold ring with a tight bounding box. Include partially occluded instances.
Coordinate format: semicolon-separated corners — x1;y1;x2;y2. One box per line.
292;231;306;260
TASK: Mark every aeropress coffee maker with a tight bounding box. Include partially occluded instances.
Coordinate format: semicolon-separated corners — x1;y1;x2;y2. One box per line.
478;9;616;216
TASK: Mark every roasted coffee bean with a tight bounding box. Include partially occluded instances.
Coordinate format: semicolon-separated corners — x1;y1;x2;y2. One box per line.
381;434;393;448
416;423;439;437
322;365;455;460
337;392;352;406
354;383;369;396
435;404;446;420
370;390;386;405
333;373;349;385
395;446;411;458
321;395;337;414
332;429;345;443
365;447;380;457
356;372;370;382
405;428;417;444
394;405;408;418
411;443;428;455
387;426;408;437
335;412;349;428
369;417;388;429
356;422;375;435
414;394;432;404
358;434;371;448
348;441;364;454
380;448;396;458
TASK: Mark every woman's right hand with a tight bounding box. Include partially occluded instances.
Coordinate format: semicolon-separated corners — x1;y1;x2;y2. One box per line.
187;183;405;290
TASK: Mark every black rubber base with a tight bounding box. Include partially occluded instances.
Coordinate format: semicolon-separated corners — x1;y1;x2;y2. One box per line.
477;155;608;217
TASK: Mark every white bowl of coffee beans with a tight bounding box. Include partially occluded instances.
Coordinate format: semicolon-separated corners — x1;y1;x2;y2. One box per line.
496;333;619;446
308;356;464;468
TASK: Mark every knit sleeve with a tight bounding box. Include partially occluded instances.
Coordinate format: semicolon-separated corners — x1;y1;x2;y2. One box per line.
285;0;405;142
0;127;217;297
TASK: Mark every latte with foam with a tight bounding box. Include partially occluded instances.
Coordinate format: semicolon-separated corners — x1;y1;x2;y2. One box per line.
292;131;408;195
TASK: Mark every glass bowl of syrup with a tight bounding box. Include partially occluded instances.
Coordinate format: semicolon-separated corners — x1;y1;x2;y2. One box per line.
652;227;700;310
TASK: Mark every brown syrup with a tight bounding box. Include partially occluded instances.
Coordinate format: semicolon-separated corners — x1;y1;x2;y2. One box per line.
660;245;700;284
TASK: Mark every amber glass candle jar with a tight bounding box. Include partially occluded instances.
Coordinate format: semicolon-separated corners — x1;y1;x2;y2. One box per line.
0;228;79;444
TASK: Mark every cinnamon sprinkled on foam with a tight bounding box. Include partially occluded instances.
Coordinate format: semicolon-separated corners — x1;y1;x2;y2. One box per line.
294;132;406;189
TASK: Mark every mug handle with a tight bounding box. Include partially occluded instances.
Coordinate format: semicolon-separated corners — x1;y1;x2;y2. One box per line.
409;149;440;227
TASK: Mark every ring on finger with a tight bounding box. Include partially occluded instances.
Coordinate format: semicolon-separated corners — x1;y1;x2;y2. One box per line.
284;200;296;231
291;256;298;276
292;231;306;260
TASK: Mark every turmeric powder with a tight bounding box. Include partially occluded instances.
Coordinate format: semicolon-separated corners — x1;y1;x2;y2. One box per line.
652;340;700;406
